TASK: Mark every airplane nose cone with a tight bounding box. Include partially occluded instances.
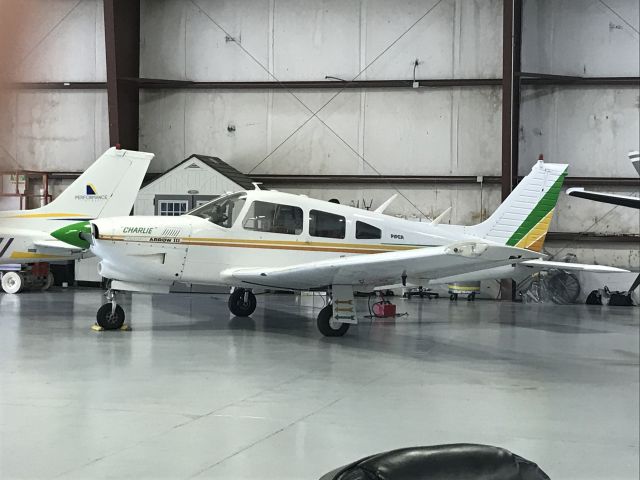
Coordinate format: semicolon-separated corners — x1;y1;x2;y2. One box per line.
50;221;92;249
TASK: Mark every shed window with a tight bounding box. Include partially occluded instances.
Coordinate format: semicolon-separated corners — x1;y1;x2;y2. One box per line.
356;221;381;239
243;201;303;235
309;210;345;239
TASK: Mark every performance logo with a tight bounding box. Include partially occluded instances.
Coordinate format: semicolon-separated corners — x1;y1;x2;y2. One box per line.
75;183;108;200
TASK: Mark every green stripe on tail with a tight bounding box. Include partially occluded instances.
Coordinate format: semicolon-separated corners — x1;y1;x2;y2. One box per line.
506;170;567;247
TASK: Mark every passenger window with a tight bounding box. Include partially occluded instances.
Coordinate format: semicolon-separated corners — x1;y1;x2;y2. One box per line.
356;221;381;239
243;201;303;235
309;210;345;239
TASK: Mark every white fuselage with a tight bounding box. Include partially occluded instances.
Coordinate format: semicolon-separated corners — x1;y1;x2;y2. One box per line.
91;190;506;290
0;212;86;265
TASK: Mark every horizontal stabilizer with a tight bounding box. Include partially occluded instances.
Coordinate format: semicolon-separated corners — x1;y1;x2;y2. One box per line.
33;239;83;253
518;259;629;274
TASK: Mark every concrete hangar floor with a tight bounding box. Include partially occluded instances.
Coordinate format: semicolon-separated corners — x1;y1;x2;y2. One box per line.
0;289;638;480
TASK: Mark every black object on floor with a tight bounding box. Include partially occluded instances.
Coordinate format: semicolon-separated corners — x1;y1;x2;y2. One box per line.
319;444;550;480
586;290;603;305
609;292;634;306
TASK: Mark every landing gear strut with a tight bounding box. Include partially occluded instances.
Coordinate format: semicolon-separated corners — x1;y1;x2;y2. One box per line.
228;288;257;317
96;289;125;330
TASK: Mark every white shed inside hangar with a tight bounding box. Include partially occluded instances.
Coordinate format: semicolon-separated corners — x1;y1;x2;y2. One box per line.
134;154;255;216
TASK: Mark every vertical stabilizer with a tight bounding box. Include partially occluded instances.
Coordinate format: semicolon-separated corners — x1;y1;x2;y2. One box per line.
35;148;153;219
469;161;568;252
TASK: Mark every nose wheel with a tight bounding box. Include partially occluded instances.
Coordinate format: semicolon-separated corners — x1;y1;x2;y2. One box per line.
96;289;126;330
228;288;257;317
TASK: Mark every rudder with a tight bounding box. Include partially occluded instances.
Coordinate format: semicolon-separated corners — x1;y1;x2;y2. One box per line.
470;160;568;252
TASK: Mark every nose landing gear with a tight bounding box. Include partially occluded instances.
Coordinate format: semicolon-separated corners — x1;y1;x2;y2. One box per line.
96;289;126;330
228;288;257;317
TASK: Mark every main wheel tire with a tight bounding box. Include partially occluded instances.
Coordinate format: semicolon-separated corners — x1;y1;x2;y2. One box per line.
2;272;24;294
41;272;54;291
317;304;350;337
96;303;125;330
228;289;257;317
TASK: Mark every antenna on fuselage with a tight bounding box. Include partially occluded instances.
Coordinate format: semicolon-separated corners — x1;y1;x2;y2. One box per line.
374;194;398;214
430;206;452;225
252;182;263;190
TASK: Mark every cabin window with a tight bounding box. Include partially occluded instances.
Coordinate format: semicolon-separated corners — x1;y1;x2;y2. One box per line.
356;221;381;239
190;193;246;228
243;201;303;235
309;210;345;239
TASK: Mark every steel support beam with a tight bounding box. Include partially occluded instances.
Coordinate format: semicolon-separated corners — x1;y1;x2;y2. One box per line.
7;82;107;90
104;0;140;150
6;77;637;91
501;0;523;201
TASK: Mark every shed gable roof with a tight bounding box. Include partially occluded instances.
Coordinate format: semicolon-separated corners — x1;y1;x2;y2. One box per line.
141;154;254;191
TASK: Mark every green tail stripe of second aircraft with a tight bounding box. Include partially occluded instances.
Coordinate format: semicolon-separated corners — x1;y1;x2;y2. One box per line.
506;169;567;247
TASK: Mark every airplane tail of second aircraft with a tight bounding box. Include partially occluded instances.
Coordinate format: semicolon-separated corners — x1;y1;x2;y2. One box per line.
469;160;568;253
32;147;153;220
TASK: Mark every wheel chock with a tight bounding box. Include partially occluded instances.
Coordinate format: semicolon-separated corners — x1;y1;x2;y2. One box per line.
90;323;132;332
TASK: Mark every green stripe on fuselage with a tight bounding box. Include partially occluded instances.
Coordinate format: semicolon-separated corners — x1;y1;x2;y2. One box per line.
506;170;567;246
51;221;91;249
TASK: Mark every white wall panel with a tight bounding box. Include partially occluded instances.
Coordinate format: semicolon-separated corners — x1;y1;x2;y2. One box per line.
363;87;501;175
363;0;501;80
262;90;362;174
522;0;640;77
140;87;502;177
9;90;109;171
519;87;640;177
184;90;269;172
0;90;108;172
140;0;188;80
186;1;271;81
139;90;187;172
17;0;106;82
141;0;504;81
273;0;360;80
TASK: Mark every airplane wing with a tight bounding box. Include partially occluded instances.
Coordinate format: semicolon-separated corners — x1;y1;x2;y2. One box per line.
221;241;541;290
518;259;628;273
33;239;84;254
566;188;640;209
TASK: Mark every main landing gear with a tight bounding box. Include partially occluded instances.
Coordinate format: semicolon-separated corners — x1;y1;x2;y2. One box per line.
96;289;126;330
316;285;355;337
316;303;350;337
228;288;257;317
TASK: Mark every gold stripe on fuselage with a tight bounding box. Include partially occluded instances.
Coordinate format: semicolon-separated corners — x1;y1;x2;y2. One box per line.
5;212;88;219
9;251;68;259
98;235;425;254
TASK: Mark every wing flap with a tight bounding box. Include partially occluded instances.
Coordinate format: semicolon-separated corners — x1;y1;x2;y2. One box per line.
221;241;541;290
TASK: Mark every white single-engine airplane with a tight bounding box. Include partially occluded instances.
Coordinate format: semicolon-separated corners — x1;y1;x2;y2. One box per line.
89;160;626;336
0;148;153;293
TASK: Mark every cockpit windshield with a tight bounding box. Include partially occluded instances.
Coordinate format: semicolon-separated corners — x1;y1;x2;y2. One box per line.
189;193;247;228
